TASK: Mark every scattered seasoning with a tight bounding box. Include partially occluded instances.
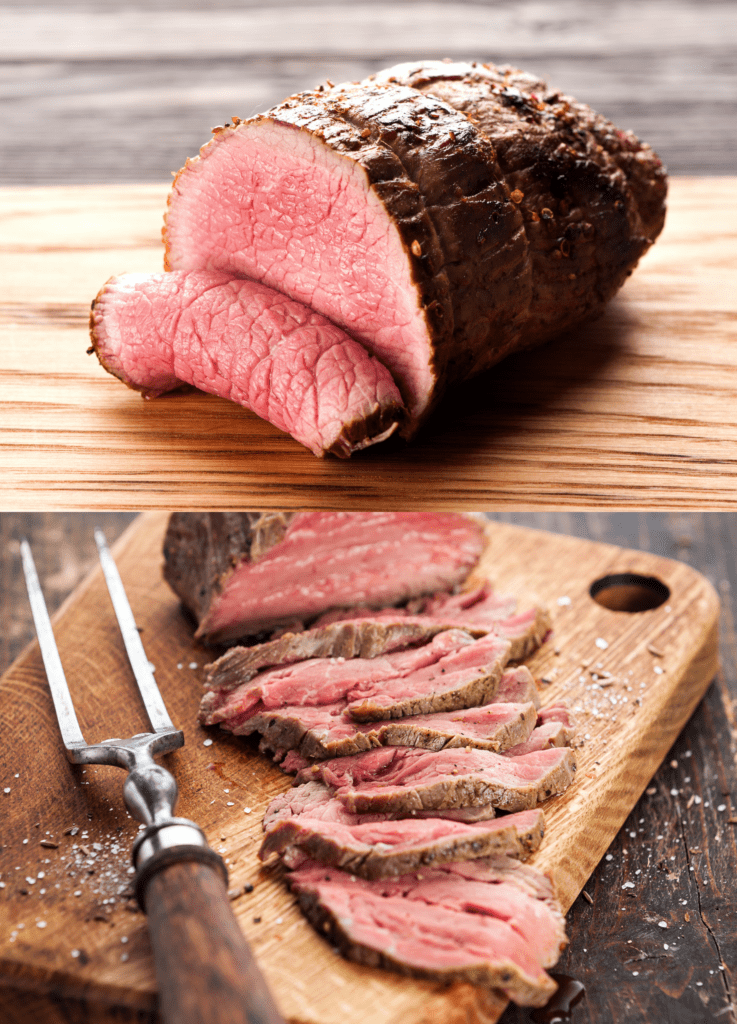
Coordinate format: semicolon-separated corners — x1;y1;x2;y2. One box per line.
647;644;664;657
411;240;422;257
510;189;524;203
582;891;593;904
646;787;657;796
670;760;678;769
39;840;58;849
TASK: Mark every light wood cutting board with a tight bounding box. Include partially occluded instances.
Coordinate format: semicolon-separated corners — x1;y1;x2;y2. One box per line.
0;513;720;1023
1;178;736;509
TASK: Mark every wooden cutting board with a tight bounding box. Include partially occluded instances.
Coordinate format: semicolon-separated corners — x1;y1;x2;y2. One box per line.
0;513;720;1024
1;178;736;509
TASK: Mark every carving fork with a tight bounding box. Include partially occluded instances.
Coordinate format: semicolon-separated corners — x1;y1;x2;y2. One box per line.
21;530;284;1024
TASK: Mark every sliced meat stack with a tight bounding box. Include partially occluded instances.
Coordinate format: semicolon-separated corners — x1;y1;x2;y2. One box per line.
91;62;666;456
163;510;487;642
184;510;577;1006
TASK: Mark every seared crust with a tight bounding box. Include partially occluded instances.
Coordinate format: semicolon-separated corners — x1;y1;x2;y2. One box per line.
370;60;667;352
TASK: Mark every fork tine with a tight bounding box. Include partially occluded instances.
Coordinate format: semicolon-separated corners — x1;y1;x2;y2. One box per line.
20;539;87;752
94;528;176;735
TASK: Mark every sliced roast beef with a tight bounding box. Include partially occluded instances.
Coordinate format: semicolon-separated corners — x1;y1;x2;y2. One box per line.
89;271;404;457
370;60;666;349
163;511;486;642
235;697;537;761
259;806;545;878
297;744;576;814
287;858;565;1006
262;779;498;830
201;630;511;728
505;704;576;756
494;666;541;709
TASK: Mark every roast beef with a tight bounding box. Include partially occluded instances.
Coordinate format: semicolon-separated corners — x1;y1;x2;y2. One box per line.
259;806;545;878
163;511;486;642
89;271;404;457
505;704;576;756
263;779;498;827
200;630;511;728
287;857;566;1006
235;698;538;761
160;70;664;439
297;744;576;814
494;666;541;709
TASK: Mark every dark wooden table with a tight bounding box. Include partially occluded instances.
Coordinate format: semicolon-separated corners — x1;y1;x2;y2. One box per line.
1;512;735;1024
1;0;735;185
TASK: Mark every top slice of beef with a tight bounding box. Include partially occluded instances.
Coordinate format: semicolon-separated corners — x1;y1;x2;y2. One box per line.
90;271;404;458
163;511;487;642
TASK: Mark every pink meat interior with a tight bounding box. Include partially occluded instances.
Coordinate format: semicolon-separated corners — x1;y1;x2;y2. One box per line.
166;121;435;417
198;511;485;639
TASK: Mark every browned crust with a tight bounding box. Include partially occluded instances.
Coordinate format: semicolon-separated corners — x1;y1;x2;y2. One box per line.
370;60;667;355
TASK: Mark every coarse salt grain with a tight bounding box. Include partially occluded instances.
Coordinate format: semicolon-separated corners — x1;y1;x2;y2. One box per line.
244;807;252;814
595;638;608;650
718;804;727;812
36;921;46;929
71;949;80;958
226;802;234;807
3;788;10;794
658;921;668;929
622;882;635;889
557;596;571;606
189;662;198;670
203;739;213;747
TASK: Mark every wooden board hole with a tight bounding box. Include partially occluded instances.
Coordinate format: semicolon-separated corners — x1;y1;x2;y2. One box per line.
589;573;670;613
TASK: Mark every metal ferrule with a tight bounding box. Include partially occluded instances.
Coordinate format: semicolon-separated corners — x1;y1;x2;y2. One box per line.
133;818;209;870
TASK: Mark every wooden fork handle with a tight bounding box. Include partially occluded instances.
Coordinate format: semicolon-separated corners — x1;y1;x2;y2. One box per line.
140;849;285;1024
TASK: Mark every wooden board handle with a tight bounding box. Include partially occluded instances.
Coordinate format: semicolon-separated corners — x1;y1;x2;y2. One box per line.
143;856;285;1024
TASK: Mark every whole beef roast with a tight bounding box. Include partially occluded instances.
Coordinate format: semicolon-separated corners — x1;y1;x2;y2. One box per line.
259;806;545;878
287;857;567;1006
163;511;487;643
89;271;404;457
157;68;664;441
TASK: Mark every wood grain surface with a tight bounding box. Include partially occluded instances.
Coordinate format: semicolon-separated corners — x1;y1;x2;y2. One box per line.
1;177;736;509
0;512;727;1024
